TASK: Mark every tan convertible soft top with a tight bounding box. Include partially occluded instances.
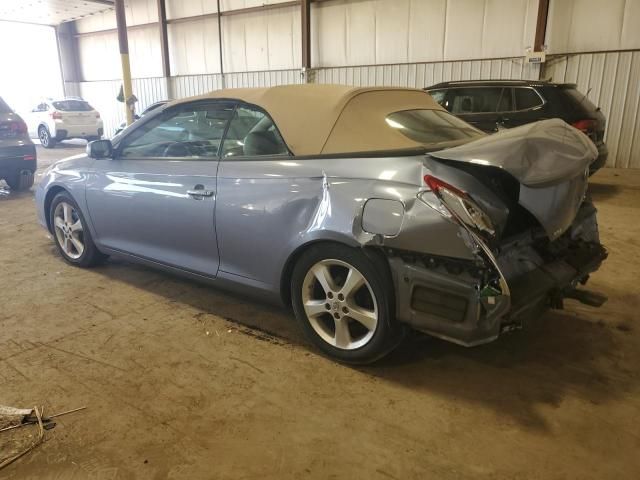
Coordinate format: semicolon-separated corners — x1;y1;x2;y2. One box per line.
174;84;443;156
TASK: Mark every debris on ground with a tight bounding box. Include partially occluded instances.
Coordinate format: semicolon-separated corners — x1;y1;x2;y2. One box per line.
0;405;86;470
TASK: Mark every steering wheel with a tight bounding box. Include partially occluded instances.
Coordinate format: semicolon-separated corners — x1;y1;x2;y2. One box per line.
162;142;191;157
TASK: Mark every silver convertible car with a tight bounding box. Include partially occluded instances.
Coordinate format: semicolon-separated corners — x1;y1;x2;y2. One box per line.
36;85;607;363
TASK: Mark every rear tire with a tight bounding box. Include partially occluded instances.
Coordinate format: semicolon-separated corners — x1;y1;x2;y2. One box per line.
49;191;107;267
291;243;403;364
5;171;34;191
39;125;56;149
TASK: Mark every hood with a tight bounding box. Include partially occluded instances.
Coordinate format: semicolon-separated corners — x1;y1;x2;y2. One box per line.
429;118;597;188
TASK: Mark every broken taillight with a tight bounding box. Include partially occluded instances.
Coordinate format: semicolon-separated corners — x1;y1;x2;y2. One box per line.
423;174;466;197
422;174;495;236
571;119;596;134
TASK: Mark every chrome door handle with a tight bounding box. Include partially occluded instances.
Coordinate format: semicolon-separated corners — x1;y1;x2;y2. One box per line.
187;189;214;198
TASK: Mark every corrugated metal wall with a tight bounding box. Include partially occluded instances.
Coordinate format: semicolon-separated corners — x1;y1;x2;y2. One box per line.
67;0;639;168
170;69;302;98
542;51;640;168
311;0;538;66
75;58;538;138
312;58;541;87
75;77;169;135
546;0;640;54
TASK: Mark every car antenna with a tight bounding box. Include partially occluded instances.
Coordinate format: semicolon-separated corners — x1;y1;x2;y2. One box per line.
579;87;593;106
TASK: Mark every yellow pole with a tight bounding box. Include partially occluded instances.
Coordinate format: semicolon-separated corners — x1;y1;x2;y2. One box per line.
119;53;134;125
115;0;134;125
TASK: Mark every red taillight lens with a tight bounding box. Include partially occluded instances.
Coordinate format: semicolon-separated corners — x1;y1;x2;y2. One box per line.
572;119;596;133
422;174;495;236
2;121;27;135
51;111;62;120
12;121;27;135
95;112;100;118
23;154;35;161
424;174;466;196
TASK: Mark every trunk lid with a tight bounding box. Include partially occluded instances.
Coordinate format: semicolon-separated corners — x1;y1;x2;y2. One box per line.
427;118;597;241
61;111;96;126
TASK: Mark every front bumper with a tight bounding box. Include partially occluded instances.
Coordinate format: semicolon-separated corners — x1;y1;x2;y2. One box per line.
389;205;607;346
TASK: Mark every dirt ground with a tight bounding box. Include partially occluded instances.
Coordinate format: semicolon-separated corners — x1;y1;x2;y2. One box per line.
1;143;639;479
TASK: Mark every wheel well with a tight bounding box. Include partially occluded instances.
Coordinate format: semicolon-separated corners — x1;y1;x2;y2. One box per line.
44;186;67;232
279;240;391;307
38;123;49;133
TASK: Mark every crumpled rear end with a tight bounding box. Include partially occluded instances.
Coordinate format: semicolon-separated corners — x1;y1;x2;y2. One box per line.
388;119;607;346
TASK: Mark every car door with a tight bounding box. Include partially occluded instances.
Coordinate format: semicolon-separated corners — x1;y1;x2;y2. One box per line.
494;87;514;130
85;101;235;277
503;86;547;128
214;103;295;285
448;87;504;133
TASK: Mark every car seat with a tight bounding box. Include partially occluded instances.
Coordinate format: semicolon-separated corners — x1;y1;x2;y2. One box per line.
243;131;286;156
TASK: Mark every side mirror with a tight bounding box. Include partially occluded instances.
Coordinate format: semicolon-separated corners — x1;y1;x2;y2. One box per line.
87;139;113;159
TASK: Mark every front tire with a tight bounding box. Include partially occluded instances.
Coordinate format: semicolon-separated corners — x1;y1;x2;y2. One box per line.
39;125;56;148
49;191;106;267
291;243;402;364
5;171;34;191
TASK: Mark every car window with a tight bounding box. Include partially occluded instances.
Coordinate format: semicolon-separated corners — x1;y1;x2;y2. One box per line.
52;100;93;111
427;90;447;108
514;88;543;110
221;105;289;158
497;88;513;112
450;87;503;114
386;109;483;145
119;103;234;159
141;101;167;116
33;103;48;112
561;87;598;112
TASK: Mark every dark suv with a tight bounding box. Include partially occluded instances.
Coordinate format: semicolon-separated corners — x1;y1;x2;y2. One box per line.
425;80;608;172
0;97;37;191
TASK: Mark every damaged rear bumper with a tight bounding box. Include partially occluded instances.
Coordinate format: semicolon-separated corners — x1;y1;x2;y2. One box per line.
388;204;607;347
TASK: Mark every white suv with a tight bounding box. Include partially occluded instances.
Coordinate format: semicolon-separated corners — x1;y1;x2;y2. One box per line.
27;98;103;148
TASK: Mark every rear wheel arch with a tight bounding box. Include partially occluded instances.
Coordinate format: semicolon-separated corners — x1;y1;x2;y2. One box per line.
279;239;392;308
288;241;402;363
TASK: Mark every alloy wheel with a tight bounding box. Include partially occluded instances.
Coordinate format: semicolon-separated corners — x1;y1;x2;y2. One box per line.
53;202;85;259
301;259;378;350
39;128;49;147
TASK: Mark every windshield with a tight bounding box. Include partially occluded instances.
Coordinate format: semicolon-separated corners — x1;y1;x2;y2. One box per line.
0;97;12;113
386;109;483;145
52;100;93;111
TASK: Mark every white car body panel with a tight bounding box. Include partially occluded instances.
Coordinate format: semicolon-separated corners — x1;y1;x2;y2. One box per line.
26;99;104;141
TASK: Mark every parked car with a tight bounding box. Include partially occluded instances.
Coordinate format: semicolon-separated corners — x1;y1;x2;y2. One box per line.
35;85;607;363
113;100;170;136
26;97;103;148
425;80;608;173
0;97;36;191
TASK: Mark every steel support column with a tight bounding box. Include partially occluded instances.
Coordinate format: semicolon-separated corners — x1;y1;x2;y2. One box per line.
114;0;134;125
534;0;549;52
157;0;170;78
301;0;311;81
216;0;225;88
